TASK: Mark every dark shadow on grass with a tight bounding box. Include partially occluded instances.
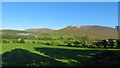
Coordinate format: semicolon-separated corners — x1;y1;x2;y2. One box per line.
2;48;66;67
88;50;120;67
34;47;97;66
34;47;120;67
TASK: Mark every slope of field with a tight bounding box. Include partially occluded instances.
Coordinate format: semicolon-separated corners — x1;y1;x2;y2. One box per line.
25;28;54;34
50;25;118;39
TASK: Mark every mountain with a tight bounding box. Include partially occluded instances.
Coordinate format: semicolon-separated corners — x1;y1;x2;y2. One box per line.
25;28;54;34
1;28;54;35
50;25;118;39
1;25;118;39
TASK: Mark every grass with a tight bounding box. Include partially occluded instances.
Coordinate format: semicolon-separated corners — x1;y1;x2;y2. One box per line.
2;43;120;67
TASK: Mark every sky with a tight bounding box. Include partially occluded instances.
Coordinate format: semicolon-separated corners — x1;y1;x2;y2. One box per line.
2;0;120;2
2;2;118;30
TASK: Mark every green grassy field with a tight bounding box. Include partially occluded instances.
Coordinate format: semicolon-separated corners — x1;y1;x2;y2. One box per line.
2;43;120;67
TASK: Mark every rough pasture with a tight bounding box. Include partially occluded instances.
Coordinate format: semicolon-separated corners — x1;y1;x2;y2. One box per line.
1;43;120;67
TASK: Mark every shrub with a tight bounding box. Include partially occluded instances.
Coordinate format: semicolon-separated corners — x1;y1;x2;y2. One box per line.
51;41;59;45
87;44;96;48
46;42;51;45
32;41;35;43
64;40;73;46
37;41;40;43
116;39;120;48
19;39;25;43
73;40;81;45
0;40;1;43
2;40;9;43
13;40;19;43
16;40;19;43
13;40;16;43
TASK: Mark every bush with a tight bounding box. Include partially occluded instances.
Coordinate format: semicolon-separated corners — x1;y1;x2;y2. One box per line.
73;40;81;45
64;40;73;46
32;41;35;43
19;39;25;43
13;40;15;43
0;40;1;43
13;40;19;43
37;41;40;43
2;40;9;43
46;42;51;45
44;41;59;45
51;41;59;45
116;39;120;48
87;44;98;48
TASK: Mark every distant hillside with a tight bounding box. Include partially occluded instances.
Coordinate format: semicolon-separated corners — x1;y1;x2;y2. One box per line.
50;25;118;39
25;28;54;34
1;29;29;35
1;25;118;39
1;28;54;35
1;29;37;39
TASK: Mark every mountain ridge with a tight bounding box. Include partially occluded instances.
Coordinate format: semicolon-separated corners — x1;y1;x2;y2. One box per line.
1;25;118;39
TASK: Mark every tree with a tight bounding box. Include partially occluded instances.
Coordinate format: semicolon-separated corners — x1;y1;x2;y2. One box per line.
59;35;63;40
2;40;9;43
115;26;120;48
19;39;25;43
101;40;108;50
64;40;73;46
115;26;120;31
73;40;79;45
108;39;114;48
32;41;35;43
81;35;88;48
116;39;120;48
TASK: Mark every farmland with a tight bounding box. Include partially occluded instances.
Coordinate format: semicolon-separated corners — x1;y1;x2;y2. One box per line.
1;38;120;67
2;1;120;67
1;25;120;67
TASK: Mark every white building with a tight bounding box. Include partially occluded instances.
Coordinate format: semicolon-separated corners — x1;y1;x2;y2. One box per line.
17;33;34;36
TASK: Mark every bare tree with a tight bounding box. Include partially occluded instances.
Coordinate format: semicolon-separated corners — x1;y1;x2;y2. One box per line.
115;26;120;31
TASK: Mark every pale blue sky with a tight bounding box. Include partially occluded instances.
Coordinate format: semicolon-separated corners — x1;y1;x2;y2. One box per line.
2;0;120;2
2;2;118;30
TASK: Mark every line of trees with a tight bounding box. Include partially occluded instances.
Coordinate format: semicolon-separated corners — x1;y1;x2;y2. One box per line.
2;39;25;43
2;38;120;48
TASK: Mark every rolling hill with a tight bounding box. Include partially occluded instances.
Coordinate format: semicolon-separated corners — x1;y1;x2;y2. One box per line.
1;29;29;35
1;28;54;35
25;28;54;34
1;25;118;39
50;25;118;39
1;28;54;39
